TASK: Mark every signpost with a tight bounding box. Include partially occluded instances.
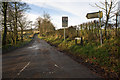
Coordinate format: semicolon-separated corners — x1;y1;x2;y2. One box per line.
86;11;103;19
86;11;103;47
62;16;68;41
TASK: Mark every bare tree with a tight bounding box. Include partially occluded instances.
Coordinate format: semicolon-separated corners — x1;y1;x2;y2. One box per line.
43;12;51;21
9;2;30;45
35;13;55;35
92;0;118;37
18;17;27;41
1;2;30;45
36;17;43;34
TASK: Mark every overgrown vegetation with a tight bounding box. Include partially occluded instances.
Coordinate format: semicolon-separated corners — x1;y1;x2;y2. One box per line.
2;32;35;53
38;25;120;78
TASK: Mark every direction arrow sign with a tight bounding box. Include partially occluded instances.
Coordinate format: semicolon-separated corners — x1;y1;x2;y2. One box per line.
86;11;103;47
86;11;103;19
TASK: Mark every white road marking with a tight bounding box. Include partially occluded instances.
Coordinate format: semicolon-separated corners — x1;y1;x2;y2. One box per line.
54;64;59;68
17;62;30;76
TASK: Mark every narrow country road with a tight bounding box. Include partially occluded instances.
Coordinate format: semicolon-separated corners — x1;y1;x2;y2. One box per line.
3;35;99;78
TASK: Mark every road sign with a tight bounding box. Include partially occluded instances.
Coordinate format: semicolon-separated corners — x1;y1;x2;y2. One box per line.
86;11;103;19
62;17;68;27
86;11;103;47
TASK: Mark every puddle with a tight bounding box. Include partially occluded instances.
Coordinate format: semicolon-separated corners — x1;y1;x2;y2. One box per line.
28;45;39;50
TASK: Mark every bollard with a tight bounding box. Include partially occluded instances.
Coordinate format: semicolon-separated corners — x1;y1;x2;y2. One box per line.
75;39;77;45
80;37;83;46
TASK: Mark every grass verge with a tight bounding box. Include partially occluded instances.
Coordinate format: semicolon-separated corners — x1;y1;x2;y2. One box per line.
38;34;120;78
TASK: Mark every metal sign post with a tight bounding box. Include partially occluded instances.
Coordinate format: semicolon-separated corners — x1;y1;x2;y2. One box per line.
86;11;103;46
62;16;68;41
99;17;103;47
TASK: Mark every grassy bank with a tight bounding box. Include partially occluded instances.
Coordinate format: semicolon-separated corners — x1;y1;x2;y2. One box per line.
2;33;35;53
38;34;120;78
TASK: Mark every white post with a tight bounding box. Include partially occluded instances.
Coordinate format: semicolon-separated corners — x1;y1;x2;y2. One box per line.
64;27;65;41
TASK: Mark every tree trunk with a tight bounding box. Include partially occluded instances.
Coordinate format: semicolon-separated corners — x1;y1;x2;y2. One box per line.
21;28;23;42
105;1;112;38
14;2;18;45
38;21;41;34
2;2;8;46
105;16;109;37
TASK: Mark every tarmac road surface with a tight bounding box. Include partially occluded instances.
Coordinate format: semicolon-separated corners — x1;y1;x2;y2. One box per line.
2;35;99;78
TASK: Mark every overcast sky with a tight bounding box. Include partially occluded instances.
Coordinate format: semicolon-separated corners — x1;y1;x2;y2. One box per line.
23;0;120;29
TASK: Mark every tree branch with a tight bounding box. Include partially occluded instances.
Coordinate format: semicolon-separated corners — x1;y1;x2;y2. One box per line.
95;3;106;11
